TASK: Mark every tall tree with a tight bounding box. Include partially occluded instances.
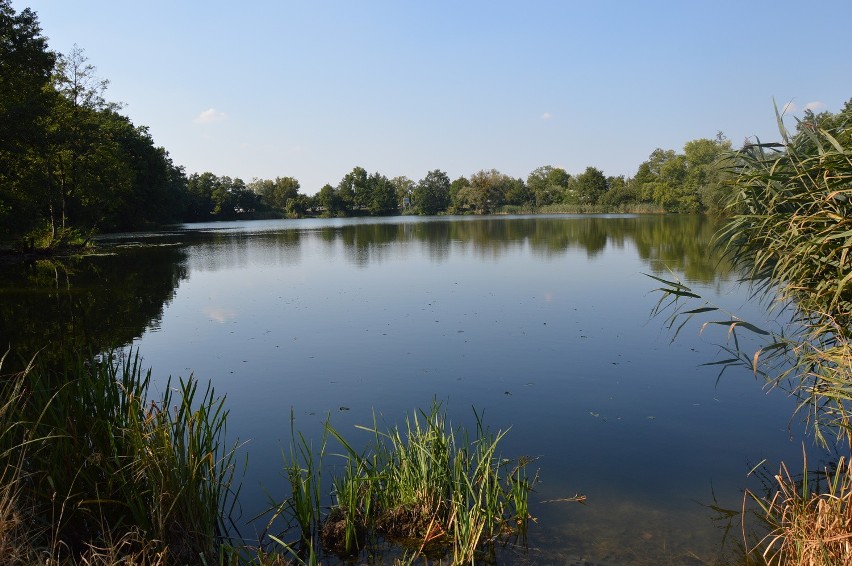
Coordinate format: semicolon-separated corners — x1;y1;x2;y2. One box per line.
0;0;55;241
634;136;731;213
210;176;254;217
684;134;731;213
569;166;608;205
366;172;398;215
1;6;187;242
317;183;342;216
337;166;367;213
185;172;218;219
456;169;513;213
414;169;451;215
598;175;638;208
449;176;470;212
42;46;132;236
635;148;680;210
526;166;570;206
250;176;300;211
503;177;531;206
391;176;415;209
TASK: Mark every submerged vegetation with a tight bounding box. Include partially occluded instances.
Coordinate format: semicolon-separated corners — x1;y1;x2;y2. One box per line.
652;100;852;563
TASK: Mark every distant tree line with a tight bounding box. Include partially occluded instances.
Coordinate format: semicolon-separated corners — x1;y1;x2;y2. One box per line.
2;1;848;250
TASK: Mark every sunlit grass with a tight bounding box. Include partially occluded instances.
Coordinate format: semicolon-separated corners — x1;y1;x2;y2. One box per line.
0;348;537;564
267;401;537;564
330;402;536;562
751;455;852;565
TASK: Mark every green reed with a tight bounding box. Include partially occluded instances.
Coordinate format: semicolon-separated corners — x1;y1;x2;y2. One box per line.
0;348;240;563
324;458;369;557
650;101;852;564
264;409;327;564
321;401;536;563
651;101;852;447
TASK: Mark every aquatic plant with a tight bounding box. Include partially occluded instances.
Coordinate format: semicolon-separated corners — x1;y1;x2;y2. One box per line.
319;402;536;562
653;102;852;442
265;410;327;562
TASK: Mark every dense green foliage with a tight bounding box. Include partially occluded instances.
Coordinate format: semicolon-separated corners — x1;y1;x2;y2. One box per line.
0;8;189;247
634;134;732;213
413;169;451;215
1;1;759;252
0;1;54;241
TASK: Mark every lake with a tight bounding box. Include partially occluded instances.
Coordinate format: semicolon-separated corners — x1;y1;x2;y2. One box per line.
0;214;805;564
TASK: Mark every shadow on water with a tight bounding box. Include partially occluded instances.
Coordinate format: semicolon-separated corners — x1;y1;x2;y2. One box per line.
0;245;188;371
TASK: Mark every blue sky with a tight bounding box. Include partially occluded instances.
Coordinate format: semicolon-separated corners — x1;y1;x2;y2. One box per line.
13;1;851;194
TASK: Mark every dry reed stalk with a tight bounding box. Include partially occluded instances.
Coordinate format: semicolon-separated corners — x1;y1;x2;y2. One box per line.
756;456;852;566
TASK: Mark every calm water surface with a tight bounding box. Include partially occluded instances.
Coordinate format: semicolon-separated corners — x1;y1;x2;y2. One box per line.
1;215;805;564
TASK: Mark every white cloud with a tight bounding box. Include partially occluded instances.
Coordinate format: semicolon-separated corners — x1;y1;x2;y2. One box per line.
195;108;227;124
541;112;553;120
781;101;826;115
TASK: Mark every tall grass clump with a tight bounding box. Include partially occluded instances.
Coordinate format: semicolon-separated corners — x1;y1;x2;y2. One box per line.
752;454;852;565
312;402;537;563
0;352;41;563
0;348;241;563
651;99;852;564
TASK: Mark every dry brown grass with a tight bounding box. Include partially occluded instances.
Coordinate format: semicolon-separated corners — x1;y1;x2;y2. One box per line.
0;470;36;565
753;455;852;565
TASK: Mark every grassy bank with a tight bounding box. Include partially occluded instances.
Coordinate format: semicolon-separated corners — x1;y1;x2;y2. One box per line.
496;202;666;215
0;349;239;564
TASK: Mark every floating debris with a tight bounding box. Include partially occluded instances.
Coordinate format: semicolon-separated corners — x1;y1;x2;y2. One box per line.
541;494;587;504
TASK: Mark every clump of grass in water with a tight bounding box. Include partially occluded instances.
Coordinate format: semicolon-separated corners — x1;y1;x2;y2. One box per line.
273;401;538;563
